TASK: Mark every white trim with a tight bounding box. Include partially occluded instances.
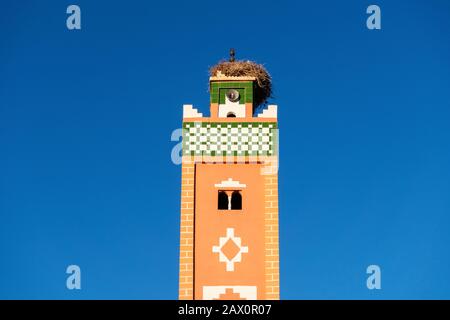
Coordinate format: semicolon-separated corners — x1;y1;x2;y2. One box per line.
257;104;277;118
214;178;246;189
183;104;203;118
218;96;246;118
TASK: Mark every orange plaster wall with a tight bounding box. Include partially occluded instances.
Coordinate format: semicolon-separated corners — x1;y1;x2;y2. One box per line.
194;163;266;299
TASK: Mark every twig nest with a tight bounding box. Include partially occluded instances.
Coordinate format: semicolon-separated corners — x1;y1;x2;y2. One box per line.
210;60;272;107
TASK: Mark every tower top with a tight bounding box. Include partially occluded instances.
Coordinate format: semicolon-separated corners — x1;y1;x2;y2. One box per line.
209;58;272;107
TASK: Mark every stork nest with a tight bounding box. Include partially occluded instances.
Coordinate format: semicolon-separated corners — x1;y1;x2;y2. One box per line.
209;60;272;107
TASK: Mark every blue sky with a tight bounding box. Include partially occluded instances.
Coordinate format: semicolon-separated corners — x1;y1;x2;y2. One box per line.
1;0;450;299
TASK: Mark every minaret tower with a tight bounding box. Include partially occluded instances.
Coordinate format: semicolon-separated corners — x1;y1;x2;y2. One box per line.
178;52;279;300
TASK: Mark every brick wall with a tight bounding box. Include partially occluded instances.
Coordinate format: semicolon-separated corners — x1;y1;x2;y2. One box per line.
264;173;280;299
178;160;195;299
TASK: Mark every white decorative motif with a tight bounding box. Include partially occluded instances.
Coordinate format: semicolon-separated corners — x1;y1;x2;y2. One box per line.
203;286;257;300
257;104;277;118
183;104;203;118
214;178;246;189
212;228;248;272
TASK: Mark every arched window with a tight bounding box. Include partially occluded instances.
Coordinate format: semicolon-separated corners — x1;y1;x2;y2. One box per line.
231;191;242;210
227;112;236;118
218;191;229;210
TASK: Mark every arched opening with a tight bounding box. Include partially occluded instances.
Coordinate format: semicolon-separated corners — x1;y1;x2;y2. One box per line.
218;191;229;210
227;112;236;118
231;191;242;210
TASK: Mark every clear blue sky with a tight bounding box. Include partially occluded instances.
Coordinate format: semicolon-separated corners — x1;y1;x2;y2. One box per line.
1;0;450;299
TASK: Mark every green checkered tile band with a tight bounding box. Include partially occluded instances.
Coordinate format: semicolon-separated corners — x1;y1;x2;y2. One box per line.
182;122;277;156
